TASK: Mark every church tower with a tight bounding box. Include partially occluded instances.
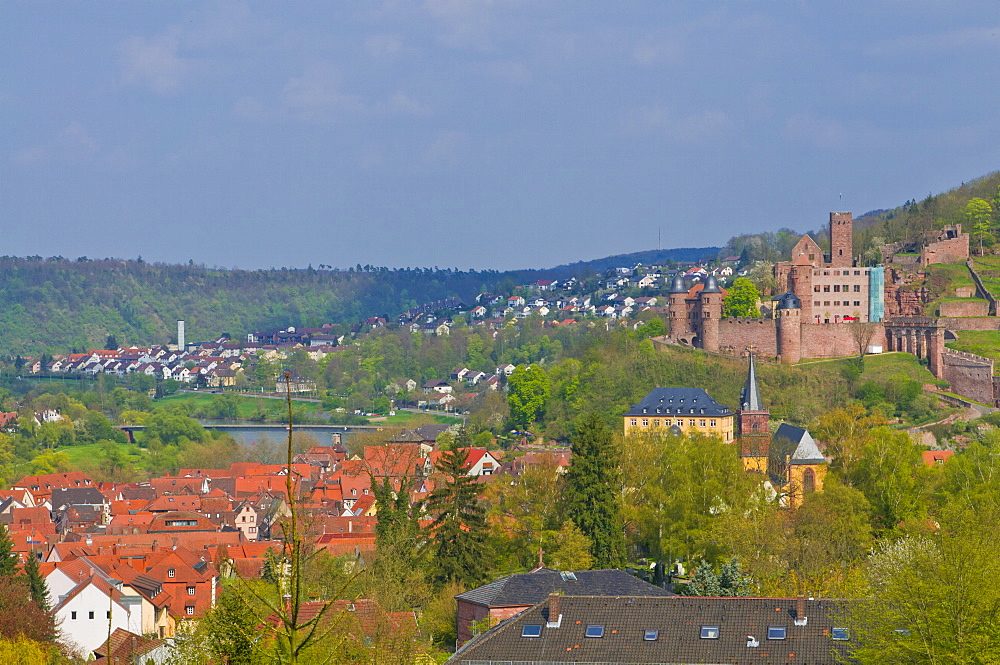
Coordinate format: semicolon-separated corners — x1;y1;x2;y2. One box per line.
738;351;770;473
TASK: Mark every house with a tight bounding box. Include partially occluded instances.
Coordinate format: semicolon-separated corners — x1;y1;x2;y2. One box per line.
624;387;735;443
470;305;488;318
92;628;170;665
423;379;452;394
54;575;144;654
449;595;851;664
454;568;673;646
507;295;526;308
463;370;487;386
496;364;516;377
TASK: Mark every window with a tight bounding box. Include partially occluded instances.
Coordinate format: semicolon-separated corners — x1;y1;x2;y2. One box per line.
585;625;604;638
831;628;849;641
699;419;706;427
641;419;648;427
644;629;659;641
808;254;815;261
824;301;830;306
710;419;716;427
688;419;695;427
630;419;637;427
664;419;671;426
700;626;720;639
842;284;849;292
768;626;787;640
834;301;840;306
854;270;861;275
813;285;820;292
106;611;111;619
814;301;820;307
186;606;195;616
168;569;175;578
521;624;542;638
854;301;861;307
833;285;840;292
823;285;830;292
71;611;77;620
187;586;195;596
89;611;94;620
854;284;861;292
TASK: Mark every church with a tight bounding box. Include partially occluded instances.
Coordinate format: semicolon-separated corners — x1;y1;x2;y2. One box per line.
624;352;826;507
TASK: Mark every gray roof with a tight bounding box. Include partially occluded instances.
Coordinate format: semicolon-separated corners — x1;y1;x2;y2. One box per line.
456;569;672;608
740;353;763;411
625;388;732;418
701;274;723;293
450;595;851;664
772;423;826;465
51;487;106;509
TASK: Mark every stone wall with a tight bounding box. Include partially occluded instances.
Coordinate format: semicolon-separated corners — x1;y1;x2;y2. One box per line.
884;284;931;317
939;300;990;317
717;318;779;356
922;235;969;265
941;349;996;406
801;322;886;359
940;317;1000;331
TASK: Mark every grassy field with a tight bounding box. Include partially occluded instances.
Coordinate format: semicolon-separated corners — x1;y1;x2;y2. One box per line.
922;263;978;315
52;441;146;468
378;412;462;426
972;256;1000;298
156;392;325;419
946;330;1000;374
801;352;937;383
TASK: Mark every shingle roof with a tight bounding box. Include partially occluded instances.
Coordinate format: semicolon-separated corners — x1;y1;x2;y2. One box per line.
450;595;851;664
455;569;672;608
741;353;763;411
625;388;732;418
772;423;825;465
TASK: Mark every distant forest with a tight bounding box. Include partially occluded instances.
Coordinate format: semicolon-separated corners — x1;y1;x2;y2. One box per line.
0;246;716;356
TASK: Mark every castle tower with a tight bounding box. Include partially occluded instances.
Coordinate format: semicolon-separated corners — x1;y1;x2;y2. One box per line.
776;292;802;364
699;275;723;353
668;274;690;337
738;351;771;473
829;212;853;267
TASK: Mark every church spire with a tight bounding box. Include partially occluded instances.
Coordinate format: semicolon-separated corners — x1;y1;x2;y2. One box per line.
741;350;762;411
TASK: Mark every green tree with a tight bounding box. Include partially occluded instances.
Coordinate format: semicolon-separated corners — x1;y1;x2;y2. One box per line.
549;520;594;571
966;197;994;255
846;427;925;532
426;448;491;587
20;555;49;611
677;557;754;596
506;364;550;429
0;523;17;578
565;413;625;568
721;277;762;318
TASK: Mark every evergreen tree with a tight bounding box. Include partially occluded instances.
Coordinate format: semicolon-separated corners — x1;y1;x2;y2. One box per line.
426;448;490;587
676;557;754;596
21;554;49;611
565;413;626;568
0;523;17;578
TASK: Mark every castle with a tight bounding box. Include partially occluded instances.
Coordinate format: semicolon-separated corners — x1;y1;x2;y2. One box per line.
669;212;897;364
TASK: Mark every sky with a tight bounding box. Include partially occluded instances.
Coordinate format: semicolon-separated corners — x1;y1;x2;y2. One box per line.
3;2;1000;271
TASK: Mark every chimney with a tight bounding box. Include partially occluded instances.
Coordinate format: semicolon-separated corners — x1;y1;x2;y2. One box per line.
546;592;562;628
795;596;808;626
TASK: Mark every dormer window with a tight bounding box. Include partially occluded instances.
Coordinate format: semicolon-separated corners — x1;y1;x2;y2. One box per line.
168;569;175;578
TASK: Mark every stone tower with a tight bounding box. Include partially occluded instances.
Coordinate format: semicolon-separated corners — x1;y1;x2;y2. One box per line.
776;292;802;364
829;212;853;267
699;275;723;353
668;274;690;337
738;351;770;473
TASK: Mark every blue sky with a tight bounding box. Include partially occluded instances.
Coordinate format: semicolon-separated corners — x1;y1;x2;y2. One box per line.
3;2;999;270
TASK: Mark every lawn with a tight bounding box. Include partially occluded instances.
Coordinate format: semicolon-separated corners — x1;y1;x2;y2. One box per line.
972;256;1000;298
52;441;145;468
946;330;1000;374
378;411;462;426
157;392;325;419
802;352;937;383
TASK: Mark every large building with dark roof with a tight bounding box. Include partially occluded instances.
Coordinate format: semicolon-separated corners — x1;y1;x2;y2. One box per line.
455;568;672;646
623;387;734;442
449;594;852;664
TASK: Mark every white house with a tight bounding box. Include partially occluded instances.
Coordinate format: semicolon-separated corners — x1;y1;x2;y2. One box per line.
54;575;143;654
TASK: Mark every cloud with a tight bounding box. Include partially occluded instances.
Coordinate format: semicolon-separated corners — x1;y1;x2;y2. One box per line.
13;121;100;166
365;34;403;60
119;31;189;94
625;104;734;143
866;25;1000;56
280;64;364;122
424;130;468;165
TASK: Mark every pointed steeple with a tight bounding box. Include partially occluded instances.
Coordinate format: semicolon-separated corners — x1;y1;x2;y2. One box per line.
740;351;762;411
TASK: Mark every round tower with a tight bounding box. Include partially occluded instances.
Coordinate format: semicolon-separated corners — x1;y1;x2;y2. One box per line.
668;274;690;338
776;291;802;364
699;276;723;353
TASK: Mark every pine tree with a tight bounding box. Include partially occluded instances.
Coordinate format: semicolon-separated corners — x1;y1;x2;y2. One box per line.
0;523;17;578
565;413;626;568
21;554;50;611
426;448;490;587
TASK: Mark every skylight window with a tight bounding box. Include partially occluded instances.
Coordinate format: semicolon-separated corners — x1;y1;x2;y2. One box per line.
559;571;577;581
644;629;659;641
768;626;787;640
585;625;604;638
700;626;720;639
521;625;542;638
831;628;849;641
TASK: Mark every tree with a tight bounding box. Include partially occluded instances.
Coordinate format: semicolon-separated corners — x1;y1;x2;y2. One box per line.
842;508;1000;664
966;197;994;255
0;523;17;578
506;364;550;429
20;555;49;612
549;520;594;571
565;413;625;568
850;322;879;370
105;334;118;350
426;448;491;587
721;277;762;318
677;558;754;596
0;577;56;644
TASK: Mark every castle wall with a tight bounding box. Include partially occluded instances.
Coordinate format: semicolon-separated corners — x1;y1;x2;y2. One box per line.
717;319;778;356
922;235;969;265
940;317;1000;331
800;322;886;359
939;300;990;317
941;349;995;406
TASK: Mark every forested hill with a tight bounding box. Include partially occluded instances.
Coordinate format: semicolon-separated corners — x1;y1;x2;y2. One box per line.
0;247;712;355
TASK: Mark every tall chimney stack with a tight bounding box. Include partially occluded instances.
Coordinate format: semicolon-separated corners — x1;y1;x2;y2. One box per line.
177;320;185;350
546;592;562;627
795;596;807;625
